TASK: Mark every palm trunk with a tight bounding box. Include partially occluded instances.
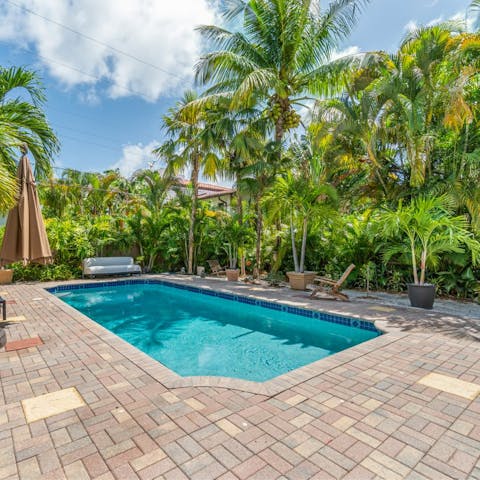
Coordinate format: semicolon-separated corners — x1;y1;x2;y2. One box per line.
460;122;470;177
299;217;308;273
148;254;156;272
290;213;299;272
410;238;419;284
236;172;243;221
272;214;283;272
419;248;427;285
188;156;199;275
236;172;246;277
255;194;263;279
240;255;246;277
367;144;388;194
275;120;284;143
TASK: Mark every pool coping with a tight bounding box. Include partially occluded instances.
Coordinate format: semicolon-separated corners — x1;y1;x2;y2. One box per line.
46;278;380;333
41;275;406;396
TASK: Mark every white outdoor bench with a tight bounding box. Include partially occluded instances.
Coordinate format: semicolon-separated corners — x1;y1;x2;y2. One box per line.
82;257;142;278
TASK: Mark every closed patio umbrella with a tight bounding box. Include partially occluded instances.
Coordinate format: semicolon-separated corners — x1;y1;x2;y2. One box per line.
0;148;52;266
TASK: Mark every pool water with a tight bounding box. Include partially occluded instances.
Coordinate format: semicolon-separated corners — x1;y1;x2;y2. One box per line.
54;282;380;382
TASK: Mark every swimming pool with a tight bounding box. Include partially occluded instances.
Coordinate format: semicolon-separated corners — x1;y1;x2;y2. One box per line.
50;280;380;382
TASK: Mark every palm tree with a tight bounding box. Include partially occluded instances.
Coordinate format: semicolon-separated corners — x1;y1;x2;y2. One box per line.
238;140;285;277
114;169;174;272
312;90;390;195
132;169;172;212
265;136;338;273
195;0;370;143
372;25;458;187
39;176;70;218
0;66;59;212
266;172;337;273
434;28;480;230
154;91;222;274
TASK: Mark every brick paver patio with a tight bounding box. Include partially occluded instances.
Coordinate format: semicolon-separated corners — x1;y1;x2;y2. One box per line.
1;275;479;479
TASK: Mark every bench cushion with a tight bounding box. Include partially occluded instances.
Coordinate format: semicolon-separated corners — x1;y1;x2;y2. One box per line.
82;257;141;276
83;257;135;267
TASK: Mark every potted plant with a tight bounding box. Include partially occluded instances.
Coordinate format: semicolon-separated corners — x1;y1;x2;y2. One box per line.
266;171;338;290
379;196;480;309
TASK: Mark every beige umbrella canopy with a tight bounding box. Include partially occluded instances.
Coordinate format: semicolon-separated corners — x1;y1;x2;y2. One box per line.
0;149;52;266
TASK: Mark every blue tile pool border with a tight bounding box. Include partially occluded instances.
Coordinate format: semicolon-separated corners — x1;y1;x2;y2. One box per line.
46;278;381;334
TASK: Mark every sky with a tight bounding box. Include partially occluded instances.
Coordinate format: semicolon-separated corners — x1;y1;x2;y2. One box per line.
0;0;474;179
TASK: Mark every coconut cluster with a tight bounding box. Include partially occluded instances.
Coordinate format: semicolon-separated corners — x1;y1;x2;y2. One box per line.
264;94;301;130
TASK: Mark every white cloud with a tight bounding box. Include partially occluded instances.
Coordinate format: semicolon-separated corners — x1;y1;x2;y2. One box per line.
111;141;160;177
404;20;418;32
0;0;218;101
426;16;442;27
78;86;100;105
404;8;474;34
450;11;475;32
330;45;361;61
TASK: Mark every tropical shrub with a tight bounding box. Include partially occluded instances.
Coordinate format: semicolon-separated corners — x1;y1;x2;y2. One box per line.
218;213;253;269
12;263;76;282
378;196;480;285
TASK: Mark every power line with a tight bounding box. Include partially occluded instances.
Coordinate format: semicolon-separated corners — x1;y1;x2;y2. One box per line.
39;165;169;199
47;105;104;122
38;179;149;199
4;42;158;101
4;0;185;80
38;49;157;102
50;163;161;176
4;55;162;149
50;123;127;147
57;133;125;151
51;165;99;174
54;133;161;160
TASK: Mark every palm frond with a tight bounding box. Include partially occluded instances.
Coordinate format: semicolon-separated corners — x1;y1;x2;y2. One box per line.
0;66;45;105
0;162;17;214
0;66;58;201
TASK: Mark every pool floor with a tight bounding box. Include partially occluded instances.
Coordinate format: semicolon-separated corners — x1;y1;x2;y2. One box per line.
54;282;380;382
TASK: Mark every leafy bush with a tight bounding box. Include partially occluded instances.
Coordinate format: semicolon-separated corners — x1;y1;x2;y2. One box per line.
12;263;77;282
46;217;94;269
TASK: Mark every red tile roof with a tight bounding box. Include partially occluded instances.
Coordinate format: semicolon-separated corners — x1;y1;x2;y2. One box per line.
176;178;236;199
176;178;231;192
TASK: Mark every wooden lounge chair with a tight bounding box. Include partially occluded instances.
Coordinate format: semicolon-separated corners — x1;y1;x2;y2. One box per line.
310;264;355;301
207;259;226;276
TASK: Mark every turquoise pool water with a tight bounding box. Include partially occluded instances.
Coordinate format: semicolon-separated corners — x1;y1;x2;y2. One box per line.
53;282;380;382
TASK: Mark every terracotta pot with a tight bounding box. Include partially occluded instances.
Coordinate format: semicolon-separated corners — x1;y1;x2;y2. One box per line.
0;269;13;285
287;271;317;290
226;269;240;282
407;283;435;309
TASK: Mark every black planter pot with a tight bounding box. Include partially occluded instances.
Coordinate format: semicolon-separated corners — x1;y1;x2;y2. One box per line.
407;283;435;309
